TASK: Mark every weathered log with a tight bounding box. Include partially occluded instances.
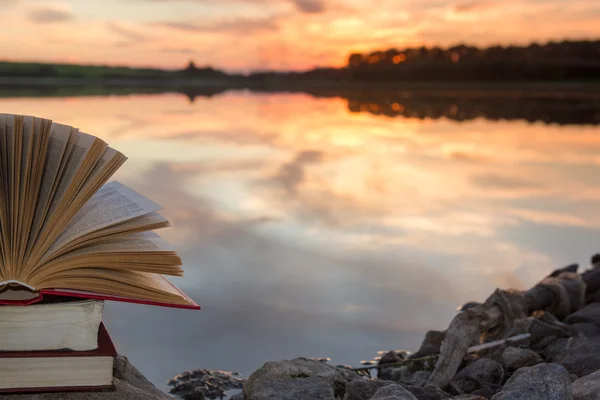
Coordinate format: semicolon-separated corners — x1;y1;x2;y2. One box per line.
350;333;530;372
427;264;600;389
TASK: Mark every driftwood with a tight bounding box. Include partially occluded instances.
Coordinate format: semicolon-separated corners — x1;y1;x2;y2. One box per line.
351;333;531;372
426;263;600;389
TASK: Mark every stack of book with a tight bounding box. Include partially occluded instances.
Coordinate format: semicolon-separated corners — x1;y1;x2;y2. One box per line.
0;113;199;393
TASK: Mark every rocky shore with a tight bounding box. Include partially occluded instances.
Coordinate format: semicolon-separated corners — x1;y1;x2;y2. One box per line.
169;255;600;400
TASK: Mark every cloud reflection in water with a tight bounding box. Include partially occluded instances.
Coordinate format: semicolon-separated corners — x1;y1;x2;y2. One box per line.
2;91;600;388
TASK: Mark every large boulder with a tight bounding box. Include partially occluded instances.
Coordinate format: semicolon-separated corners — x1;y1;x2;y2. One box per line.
572;369;600;400
0;355;171;399
371;385;418;400
491;363;572;400
243;358;358;400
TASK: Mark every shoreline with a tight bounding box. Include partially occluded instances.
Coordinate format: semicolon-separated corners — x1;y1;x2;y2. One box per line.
2;77;600;95
167;259;600;399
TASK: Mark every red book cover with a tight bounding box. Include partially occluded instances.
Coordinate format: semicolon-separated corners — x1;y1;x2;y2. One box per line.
0;276;200;310
0;322;117;394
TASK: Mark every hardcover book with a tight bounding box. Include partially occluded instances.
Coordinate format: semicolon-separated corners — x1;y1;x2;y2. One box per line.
0;297;103;351
0;113;199;310
0;322;116;393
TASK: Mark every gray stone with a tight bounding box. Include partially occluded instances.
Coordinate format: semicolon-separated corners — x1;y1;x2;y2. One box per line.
546;337;600;377
371;384;418;400
586;289;600;304
402;385;448;400
450;396;486;400
572;369;600;400
570;323;600;339
528;318;570;351
0;355;171;399
343;379;395;400
501;346;543;371
230;392;245;400
566;303;600;327
409;371;431;387
410;331;446;359
491;363;572;400
245;376;335;400
342;380;447;400
243;358;358;400
378;351;406;381
529;318;571;350
451;358;504;394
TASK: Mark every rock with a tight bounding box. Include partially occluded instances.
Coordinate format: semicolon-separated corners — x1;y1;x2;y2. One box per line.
570;323;600;339
547;337;600;377
342;380;447;400
410;331;446;359
243;358;358;400
469;387;494;398
378;351;409;381
409;371;431;387
586;289;600;304
371;385;418;400
491;363;572;400
528;319;570;351
230;393;245;400
0;355;171;399
343;379;395;400
402;385;448;400
572;369;600;400
247;376;336;400
392;366;412;382
501;346;543;371
168;368;245;399
380;351;403;365
458;302;482;311
451;358;504;395
450;396;486;400
566;303;600;327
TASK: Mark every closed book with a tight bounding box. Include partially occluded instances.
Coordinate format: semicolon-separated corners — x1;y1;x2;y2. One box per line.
0;322;117;393
0;296;103;352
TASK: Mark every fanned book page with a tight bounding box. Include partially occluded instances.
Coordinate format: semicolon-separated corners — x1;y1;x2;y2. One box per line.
0;113;199;310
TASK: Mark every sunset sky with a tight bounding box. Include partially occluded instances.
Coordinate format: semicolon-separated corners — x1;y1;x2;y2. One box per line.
1;0;599;71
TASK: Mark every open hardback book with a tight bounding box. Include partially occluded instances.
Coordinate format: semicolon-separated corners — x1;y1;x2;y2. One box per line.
0;113;198;309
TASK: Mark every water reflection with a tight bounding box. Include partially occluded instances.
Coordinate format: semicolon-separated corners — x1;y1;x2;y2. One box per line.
3;84;600;126
1;92;600;389
345;94;600;125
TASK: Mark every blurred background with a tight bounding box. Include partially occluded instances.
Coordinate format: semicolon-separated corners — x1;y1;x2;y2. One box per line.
2;0;600;392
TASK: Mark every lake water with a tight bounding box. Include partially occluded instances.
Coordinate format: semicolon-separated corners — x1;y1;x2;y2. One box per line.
2;90;600;390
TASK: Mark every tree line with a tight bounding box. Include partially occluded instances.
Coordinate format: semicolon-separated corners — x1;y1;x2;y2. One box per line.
344;40;600;81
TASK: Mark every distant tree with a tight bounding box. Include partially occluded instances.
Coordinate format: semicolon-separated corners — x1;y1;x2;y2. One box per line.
184;60;198;74
348;53;363;67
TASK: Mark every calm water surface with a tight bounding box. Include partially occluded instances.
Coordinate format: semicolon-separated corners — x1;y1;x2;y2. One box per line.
3;92;600;389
